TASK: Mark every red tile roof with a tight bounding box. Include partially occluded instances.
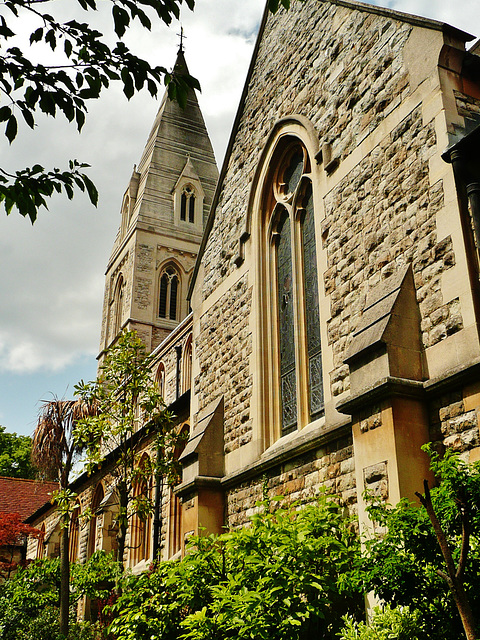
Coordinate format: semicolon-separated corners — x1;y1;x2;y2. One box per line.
0;477;57;521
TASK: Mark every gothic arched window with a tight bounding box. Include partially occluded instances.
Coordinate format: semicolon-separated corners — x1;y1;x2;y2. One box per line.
69;501;80;563
130;454;152;566
159;265;180;321
169;423;189;557
156;362;165;398
180;185;196;224
87;483;104;559
113;274;124;336
181;335;193;394
261;139;324;442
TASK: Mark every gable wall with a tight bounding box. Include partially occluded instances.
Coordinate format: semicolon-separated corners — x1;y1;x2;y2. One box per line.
192;0;480;526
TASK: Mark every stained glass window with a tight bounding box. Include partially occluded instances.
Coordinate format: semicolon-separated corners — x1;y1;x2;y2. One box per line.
264;138;324;443
302;191;324;419
276;209;297;435
283;148;304;195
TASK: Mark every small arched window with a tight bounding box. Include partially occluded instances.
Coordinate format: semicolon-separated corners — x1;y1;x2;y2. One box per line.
130;454;152;566
69;502;80;563
88;484;104;559
36;523;45;559
180;185;196;224
113;274;124;336
169;424;189;557
159;265;180;321
182;335;193;394
156;362;165;399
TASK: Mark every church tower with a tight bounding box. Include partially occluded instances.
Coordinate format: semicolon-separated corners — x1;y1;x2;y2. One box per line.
98;50;218;358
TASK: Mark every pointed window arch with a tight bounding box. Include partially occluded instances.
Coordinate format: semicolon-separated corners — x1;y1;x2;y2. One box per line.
36;523;45;559
159;265;180;321
87;483;104;559
180;185;196;223
69;501;80;563
156;362;166;399
169;423;189;557
181;335;193;394
130;454;152;566
259;138;324;443
113;274;124;336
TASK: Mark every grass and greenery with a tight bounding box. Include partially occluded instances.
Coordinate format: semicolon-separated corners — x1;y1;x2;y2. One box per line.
1;447;479;639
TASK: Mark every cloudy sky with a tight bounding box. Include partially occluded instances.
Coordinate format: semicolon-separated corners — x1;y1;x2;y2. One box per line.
1;0;479;437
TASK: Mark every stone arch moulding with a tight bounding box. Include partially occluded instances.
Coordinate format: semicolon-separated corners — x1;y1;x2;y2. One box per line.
157;260;183;321
234;115;320;267
249;118;326;452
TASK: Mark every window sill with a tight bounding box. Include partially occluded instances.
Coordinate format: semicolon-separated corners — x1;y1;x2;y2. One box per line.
221;417;351;490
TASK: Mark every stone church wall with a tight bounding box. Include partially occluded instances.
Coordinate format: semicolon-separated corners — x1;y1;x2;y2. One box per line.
193;0;480;528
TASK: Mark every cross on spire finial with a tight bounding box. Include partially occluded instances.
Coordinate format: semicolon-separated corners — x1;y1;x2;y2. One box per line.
177;26;186;53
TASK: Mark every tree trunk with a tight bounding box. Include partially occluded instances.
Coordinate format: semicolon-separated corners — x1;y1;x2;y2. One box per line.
59;518;70;638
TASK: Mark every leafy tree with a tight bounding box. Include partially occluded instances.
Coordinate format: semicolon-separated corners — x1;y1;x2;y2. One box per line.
1;0;298;222
0;425;36;479
74;330;178;568
31;398;98;638
0;552;118;639
339;605;422;640
108;494;363;640
0;557;61;640
362;446;480;640
0;512;40;580
0;0;199;222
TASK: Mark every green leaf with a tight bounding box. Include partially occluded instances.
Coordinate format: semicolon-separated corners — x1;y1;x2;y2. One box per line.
5;115;17;143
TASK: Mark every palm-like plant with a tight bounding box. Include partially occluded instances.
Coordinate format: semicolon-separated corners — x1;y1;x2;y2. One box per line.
32;397;97;638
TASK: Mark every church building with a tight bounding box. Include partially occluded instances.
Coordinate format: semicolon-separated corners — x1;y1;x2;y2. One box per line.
28;0;480;576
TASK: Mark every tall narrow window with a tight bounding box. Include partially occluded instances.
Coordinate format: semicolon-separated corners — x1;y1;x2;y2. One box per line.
69;502;80;563
88;484;104;559
36;524;45;559
169;424;189;557
113;275;124;336
302;190;323;419
158;266;180;321
275;209;297;435
130;457;152;566
156;362;165;398
182;335;193;394
261;138;324;443
180;186;196;223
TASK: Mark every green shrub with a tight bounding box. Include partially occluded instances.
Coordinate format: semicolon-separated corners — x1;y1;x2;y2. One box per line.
109;494;363;640
339;605;422;640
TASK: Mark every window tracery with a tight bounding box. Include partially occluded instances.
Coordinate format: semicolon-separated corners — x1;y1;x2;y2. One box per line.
180;185;196;223
159;265;180;321
261;139;324;440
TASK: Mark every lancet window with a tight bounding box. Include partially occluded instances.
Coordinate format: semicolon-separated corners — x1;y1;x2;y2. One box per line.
130;454;152;565
159;265;180;321
180;185;196;223
263;139;324;440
